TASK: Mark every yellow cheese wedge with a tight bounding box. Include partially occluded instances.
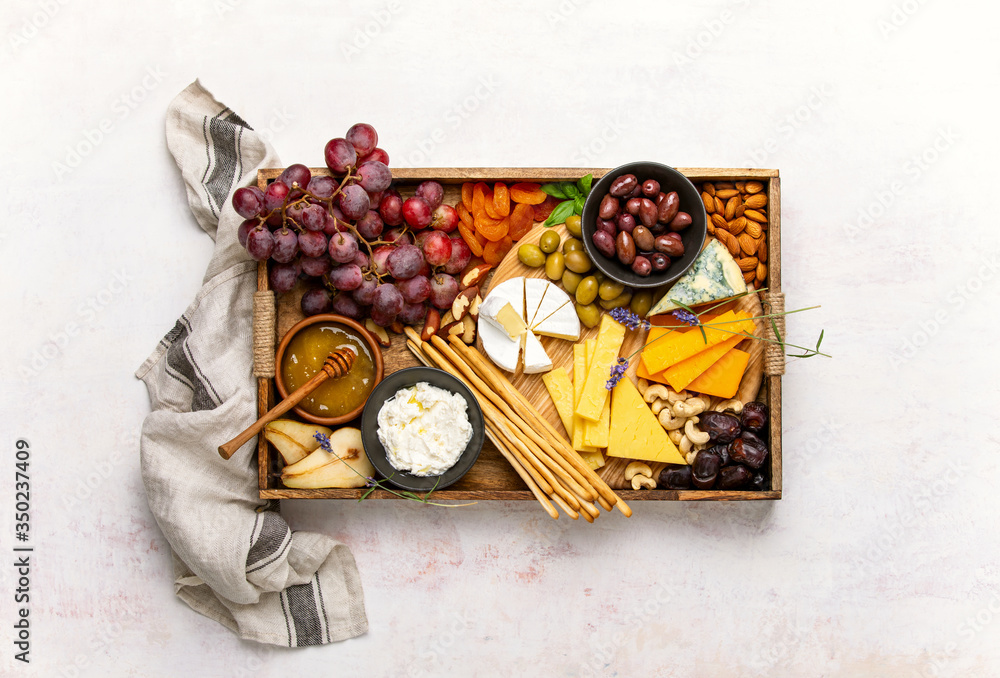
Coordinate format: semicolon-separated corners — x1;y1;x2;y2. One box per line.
570;344;598;453
575;315;626;422
607;377;686;465
583;339;610;448
640;310;754;374
541;368;575;440
687;348;751;398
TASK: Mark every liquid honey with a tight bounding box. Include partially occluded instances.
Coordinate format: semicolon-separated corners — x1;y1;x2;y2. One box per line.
280;322;375;418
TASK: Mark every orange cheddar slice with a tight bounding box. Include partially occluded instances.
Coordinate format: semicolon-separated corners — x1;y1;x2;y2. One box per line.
662;333;746;392
687;348;751;398
640;310;754;374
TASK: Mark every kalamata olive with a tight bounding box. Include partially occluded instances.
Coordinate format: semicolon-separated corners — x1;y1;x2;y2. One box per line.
616;212;636;234
649;223;667;235
626;183;642;200
658;464;692;489
599;194;619;220
654;234;685;257
669;211;692;231
698;411;741;444
650;252;670;272
632;225;654;252
609;174;637;197
631;255;651;276
716;465;753;490
750;473;768;492
707;443;730;466
691;450;721;489
615;231;636;265
591;229;617;258
728;434;768;469
642;179;660;197
597;217;617;234
741;401;769;432
657;191;680;223
626;197;643;216
638;198;658;228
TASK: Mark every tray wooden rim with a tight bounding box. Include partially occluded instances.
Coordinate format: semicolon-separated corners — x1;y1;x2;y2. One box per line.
256;167;782;502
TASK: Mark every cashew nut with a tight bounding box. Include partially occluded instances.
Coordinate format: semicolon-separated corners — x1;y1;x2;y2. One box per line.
685;450;699;465
641;383;671;404
624;461;653;481
673;396;708;418
631;475;656;490
684;419;711;445
650;398;667;415
666;388;688;404
667;428;684;445
679;434;694;455
637;378;650;393
714;398;744;414
658;408;686;430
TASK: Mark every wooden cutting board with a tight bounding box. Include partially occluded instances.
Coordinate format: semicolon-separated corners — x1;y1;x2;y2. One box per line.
481;222;766;488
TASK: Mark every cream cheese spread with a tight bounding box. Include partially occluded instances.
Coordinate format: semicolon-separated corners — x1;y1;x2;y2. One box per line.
376;382;473;476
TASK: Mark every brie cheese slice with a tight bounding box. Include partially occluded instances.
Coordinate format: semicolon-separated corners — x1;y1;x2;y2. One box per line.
524;278;550;328
532;292;580;341
522;331;553;374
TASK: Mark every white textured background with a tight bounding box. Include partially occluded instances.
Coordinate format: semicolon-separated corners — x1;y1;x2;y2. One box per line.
2;0;998;676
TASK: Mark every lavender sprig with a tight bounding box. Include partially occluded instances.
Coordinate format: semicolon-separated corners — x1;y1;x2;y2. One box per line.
605;358;628;390
671;309;699;326
609;307;650;331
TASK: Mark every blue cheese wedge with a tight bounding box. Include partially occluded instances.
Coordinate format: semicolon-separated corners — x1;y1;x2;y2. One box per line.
647;239;747;317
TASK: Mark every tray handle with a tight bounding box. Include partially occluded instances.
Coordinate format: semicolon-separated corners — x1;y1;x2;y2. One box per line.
762;291;786;376
252;290;276;378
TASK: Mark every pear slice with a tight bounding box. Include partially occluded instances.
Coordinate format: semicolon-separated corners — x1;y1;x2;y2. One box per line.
281;427;375;489
263;419;333;465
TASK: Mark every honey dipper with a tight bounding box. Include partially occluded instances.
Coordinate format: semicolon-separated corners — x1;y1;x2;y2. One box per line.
218;348;356;459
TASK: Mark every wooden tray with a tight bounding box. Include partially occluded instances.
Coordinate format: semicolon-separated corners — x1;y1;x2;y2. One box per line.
256;168;782;502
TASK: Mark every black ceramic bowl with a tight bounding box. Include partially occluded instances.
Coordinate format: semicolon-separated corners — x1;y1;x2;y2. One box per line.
360;366;484;492
581;161;707;289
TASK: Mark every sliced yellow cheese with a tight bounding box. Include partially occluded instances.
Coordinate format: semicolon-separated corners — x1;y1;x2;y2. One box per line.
541;368;575;440
570;343;598;453
607;377;686;465
582;339;610;448
579;450;606;470
687;347;751;398
640;310;754;374
661;333;746;391
575;315;626;422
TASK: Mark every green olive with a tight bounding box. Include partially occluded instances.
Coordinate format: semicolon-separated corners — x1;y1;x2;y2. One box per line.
564;215;582;237
564;250;593;274
538;230;561;254
545;252;565;280
561;270;584;295
575;302;601;329
599;290;633;310
517;244;546;268
598;280;625;301
575;276;599;305
630;290;654;319
562;237;583;254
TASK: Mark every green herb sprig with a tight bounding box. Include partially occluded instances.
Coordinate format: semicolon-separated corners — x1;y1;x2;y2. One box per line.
540;174;593;227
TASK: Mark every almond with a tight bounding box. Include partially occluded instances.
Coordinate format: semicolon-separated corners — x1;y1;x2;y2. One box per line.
715;182;735;190
737;256;759;272
756;262;767;282
724;196;739;221
743;269;756;284
738;233;757;256
421;308;441;341
452;286;478;321
365;319;392;347
728;216;747;236
703;182;716;196
713;196;725;215
735;181;747;193
719;231;741;258
716;189;740;200
734;203;746;219
744;208;767;224
744;221;762;239
711;213;728;232
707;220;716;235
459;262;492;290
701;191;715;213
745;193;768;209
744;181;764;194
757;238;768;263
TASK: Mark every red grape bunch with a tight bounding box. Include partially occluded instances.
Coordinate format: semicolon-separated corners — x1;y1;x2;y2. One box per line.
231;123;467;329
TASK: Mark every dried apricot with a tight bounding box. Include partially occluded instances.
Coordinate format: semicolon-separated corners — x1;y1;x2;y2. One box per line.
483;235;513;265
484;188;504;219
510;183;547;205
458;221;483;257
478;215;510;242
461;183;474;211
472;182;487;218
457;203;474;229
493;183;511;217
508;202;535;240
